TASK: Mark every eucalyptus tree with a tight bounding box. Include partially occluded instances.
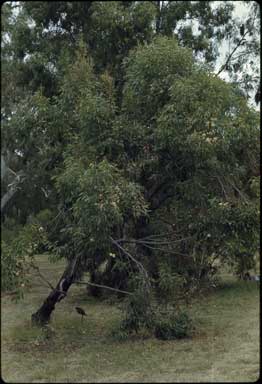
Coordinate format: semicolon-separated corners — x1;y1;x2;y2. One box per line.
24;38;258;325
1;2;259;326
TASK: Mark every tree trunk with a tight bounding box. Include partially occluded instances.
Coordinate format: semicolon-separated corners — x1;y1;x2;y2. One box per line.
1;171;25;212
155;1;162;34
31;256;80;326
88;269;103;297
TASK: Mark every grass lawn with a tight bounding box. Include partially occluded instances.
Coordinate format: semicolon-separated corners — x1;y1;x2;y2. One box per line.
1;255;260;383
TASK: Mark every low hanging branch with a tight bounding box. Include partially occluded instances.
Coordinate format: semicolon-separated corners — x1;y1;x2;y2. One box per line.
29;257;133;296
74;281;133;296
31;248;136;327
29;261;70;298
29;261;55;291
139;243;191;257
115;235;193;246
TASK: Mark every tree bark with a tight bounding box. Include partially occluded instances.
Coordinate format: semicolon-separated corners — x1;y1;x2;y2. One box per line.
31;256;80;326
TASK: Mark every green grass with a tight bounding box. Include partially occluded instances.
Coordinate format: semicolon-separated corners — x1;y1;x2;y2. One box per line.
1;255;260;382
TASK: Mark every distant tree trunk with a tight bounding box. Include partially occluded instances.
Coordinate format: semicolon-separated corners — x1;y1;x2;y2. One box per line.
88;269;103;297
1;186;17;212
255;84;260;105
31;256;80;326
87;257;130;298
1;169;25;213
155;1;162;34
86;219;149;297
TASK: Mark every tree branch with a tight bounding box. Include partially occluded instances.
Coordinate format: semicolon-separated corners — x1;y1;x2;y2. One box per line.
74;281;133;295
216;30;249;76
110;237;150;285
139;243;191;257
29;261;67;296
227;179;248;203
116;236;193;246
29;262;55;291
216;176;229;200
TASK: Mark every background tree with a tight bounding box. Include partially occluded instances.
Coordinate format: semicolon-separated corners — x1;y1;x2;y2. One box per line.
2;1;259;222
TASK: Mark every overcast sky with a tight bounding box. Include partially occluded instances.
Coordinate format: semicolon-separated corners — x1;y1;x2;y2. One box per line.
215;1;259;109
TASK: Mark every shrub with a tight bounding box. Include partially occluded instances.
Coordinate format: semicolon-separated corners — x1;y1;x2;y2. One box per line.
114;284;193;341
234;252;256;279
120;288;155;334
1;217;22;244
1;240;25;293
111;326;130;342
1;223;46;294
158;263;186;302
154;309;192;340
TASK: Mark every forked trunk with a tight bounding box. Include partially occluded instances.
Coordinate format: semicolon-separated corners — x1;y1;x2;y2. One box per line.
31;256;80;326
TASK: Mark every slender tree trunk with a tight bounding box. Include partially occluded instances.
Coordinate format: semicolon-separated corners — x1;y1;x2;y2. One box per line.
1;170;25;213
155;1;162;34
31;256;80;326
1;186;17;212
88;269;103;297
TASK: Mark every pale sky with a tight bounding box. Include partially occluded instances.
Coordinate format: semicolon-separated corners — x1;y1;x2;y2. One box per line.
215;1;260;109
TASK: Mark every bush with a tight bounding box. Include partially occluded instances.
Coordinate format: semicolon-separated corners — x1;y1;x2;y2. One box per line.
1;240;25;293
111;286;155;341
111;326;131;342
1;223;46;294
114;285;193;341
1;217;22;244
234;252;256;279
154;309;192;340
157;263;186;302
120;288;155;334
